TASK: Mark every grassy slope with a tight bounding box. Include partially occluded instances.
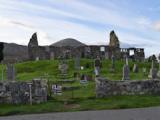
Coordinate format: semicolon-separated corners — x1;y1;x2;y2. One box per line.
0;59;157;81
0;59;160;116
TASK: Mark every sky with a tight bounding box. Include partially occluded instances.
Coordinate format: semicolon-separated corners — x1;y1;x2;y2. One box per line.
0;0;160;57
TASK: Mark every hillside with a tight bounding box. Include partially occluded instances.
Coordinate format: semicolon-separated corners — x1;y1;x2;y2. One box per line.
0;59;155;81
51;38;86;47
3;43;28;62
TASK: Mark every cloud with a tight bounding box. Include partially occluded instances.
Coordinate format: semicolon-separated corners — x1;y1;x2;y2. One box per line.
153;21;160;31
10;21;34;29
135;17;152;27
0;0;160;57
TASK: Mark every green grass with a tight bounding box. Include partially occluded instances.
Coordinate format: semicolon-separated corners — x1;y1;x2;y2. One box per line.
0;59;157;81
1;95;160;116
0;59;160;116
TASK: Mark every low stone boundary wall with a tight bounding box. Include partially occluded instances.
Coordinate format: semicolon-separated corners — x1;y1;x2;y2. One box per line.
0;80;47;104
96;77;160;98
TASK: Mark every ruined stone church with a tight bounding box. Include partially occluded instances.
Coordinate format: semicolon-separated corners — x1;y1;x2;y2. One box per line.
28;30;145;61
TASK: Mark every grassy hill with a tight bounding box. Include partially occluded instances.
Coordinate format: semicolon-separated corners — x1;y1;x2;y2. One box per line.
0;58;157;81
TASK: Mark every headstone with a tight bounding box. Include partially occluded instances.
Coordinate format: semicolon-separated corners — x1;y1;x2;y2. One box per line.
6;64;16;81
148;60;157;80
58;59;68;75
75;55;80;70
94;56;101;77
133;64;139;73
157;54;160;78
122;56;130;80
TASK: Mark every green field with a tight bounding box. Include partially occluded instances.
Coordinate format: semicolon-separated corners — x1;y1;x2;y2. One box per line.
0;59;160;116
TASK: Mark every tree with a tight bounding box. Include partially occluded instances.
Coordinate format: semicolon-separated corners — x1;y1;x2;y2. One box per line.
0;42;4;63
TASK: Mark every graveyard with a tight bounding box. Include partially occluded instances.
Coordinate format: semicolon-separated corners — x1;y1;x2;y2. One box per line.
1;58;160;116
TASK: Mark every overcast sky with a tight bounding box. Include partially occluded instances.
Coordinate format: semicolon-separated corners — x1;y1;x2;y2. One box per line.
0;0;160;57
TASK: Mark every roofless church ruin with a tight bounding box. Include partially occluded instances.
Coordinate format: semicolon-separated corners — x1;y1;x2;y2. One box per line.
28;30;145;61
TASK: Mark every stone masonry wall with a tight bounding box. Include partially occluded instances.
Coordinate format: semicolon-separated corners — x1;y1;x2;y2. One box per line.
0;79;47;104
96;77;160;98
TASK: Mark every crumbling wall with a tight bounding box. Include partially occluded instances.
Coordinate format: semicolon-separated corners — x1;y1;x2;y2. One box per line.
96;77;160;98
0;80;47;104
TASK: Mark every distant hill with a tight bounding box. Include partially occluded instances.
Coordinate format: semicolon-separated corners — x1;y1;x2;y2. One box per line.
3;43;28;63
51;38;86;47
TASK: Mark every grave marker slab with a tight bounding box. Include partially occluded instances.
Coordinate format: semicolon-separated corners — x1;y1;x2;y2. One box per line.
94;56;101;77
148;60;158;80
133;64;139;73
6;64;16;81
122;57;130;80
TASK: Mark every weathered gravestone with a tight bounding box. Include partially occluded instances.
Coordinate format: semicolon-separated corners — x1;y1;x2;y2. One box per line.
122;56;130;80
157;54;160;78
6;64;16;81
133;64;139;73
74;55;80;70
148;60;157;80
94;56;101;77
58;60;68;74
